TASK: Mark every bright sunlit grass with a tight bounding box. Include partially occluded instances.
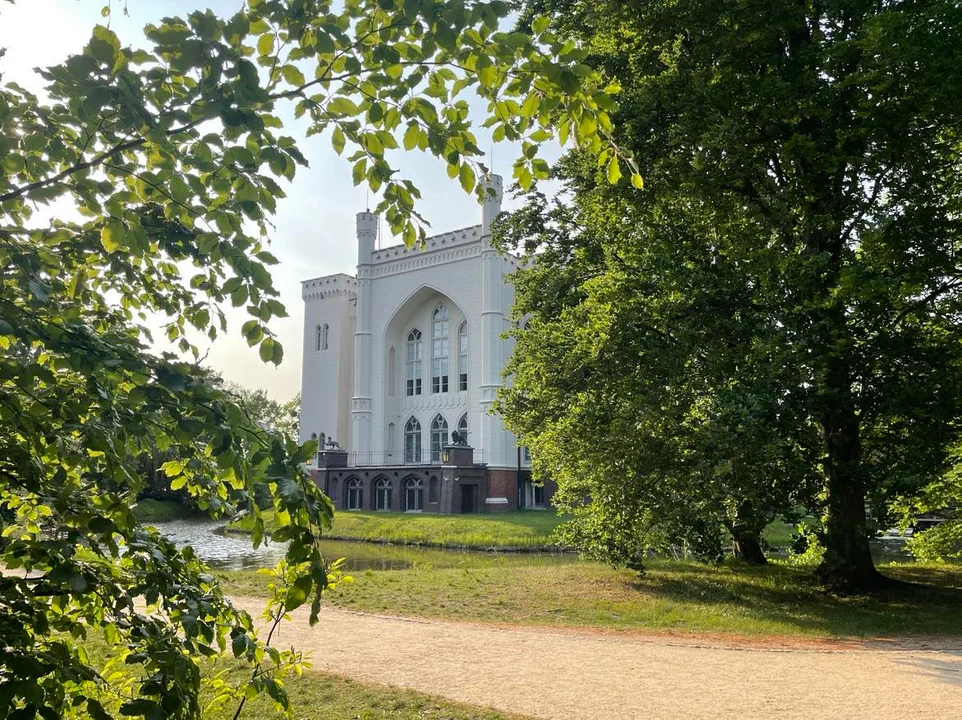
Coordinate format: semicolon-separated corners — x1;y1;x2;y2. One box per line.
219;558;962;640
231;509;568;548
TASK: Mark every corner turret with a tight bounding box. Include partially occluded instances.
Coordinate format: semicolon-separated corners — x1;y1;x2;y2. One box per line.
356;211;378;264
481;174;503;239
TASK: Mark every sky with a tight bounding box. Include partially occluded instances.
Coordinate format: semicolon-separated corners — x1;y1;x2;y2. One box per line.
0;0;557;399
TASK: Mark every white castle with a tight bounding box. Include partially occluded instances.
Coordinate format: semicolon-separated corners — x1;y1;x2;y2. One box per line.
299;175;547;513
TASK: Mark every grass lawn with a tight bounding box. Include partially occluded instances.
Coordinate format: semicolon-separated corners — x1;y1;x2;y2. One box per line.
219;559;962;640
761;519;798;547
82;640;519;720
230;509;568;549
761;516;819;548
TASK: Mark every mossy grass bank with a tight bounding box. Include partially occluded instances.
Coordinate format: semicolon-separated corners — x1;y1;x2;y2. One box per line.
219;559;962;640
229;509;568;550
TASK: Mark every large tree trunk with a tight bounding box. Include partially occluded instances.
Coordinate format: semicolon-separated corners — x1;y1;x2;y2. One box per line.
814;352;884;590
731;531;768;564
728;502;767;564
798;214;885;590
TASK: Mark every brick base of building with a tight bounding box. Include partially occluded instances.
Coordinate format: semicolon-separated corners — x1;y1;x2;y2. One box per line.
310;464;555;515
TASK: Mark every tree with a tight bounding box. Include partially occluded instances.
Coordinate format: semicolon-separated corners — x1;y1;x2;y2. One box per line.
500;0;962;588
230;385;300;441
0;0;623;716
496;180;822;566
229;384;301;509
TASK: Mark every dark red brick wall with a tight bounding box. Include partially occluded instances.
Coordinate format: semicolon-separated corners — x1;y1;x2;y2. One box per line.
487;469;520;511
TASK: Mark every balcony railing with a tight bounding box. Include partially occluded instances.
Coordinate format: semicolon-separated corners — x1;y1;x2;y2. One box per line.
339;449;485;467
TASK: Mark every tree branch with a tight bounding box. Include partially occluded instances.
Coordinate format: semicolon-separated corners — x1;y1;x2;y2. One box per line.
0;115;211;205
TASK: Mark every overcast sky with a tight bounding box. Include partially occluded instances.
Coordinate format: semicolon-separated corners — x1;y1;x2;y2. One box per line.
0;0;555;399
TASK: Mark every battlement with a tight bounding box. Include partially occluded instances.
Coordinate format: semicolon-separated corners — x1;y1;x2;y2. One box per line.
301;273;358;301
371;224;483;264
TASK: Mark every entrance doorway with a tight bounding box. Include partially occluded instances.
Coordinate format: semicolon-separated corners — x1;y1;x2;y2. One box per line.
460;484;476;514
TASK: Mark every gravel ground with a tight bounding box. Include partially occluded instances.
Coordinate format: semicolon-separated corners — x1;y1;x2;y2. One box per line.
233;597;962;720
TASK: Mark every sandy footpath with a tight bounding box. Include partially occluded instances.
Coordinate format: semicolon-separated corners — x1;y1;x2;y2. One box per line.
232;597;962;719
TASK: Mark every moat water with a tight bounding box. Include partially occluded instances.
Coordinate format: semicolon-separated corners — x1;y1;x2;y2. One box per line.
150;518;580;571
150;518;913;571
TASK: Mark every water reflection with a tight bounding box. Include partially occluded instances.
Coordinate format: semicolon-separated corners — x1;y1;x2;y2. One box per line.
151;518;289;570
149;518;580;572
149;518;914;572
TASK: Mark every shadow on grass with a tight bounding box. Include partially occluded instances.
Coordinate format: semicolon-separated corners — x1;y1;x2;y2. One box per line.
631;561;962;641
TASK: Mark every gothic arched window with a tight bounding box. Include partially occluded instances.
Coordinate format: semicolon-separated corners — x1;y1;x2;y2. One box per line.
458;413;468;442
458;322;468;391
431;304;449;394
404;416;421;464
404;476;424;512
406;329;422;396
430;414;448;464
374;477;392;511
316;323;329;351
346;478;362;511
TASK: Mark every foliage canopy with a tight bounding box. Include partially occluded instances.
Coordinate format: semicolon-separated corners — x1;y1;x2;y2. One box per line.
498;0;962;587
0;0;624;716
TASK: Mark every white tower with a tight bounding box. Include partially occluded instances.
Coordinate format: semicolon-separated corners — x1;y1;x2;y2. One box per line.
478;174;506;466
351;211;377;463
299;274;356;450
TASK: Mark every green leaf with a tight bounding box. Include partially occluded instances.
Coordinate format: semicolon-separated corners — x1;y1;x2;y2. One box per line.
259;337;283;365
459;163;476;193
282;64;306;86
352;159;366;186
403;124;420;151
231;285;249;307
531;15;550;34
328;97;359;115
606;156;622;184
231;632;247;658
257;33;275;57
100;221;124;253
161;460;184;476
284;574;313;611
242;320;263;346
332;126;346;155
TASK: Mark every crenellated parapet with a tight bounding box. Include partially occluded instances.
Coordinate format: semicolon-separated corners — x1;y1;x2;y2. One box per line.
302;273;357;302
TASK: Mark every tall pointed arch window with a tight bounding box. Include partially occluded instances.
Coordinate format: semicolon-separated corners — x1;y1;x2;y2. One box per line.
406;329;422;396
458;413;468;442
430;414;448;464
404;416;421;464
374;477;392;511
431;304;449;394
458;322;468;391
404;477;424;512
346;478;362;510
316;323;329;351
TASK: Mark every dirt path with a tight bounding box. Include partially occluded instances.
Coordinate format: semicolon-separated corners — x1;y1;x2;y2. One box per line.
232;597;962;719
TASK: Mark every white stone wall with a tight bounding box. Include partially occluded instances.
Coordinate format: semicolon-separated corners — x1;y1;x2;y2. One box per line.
299;274;356;449
301;175;523;468
367;237;482;464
